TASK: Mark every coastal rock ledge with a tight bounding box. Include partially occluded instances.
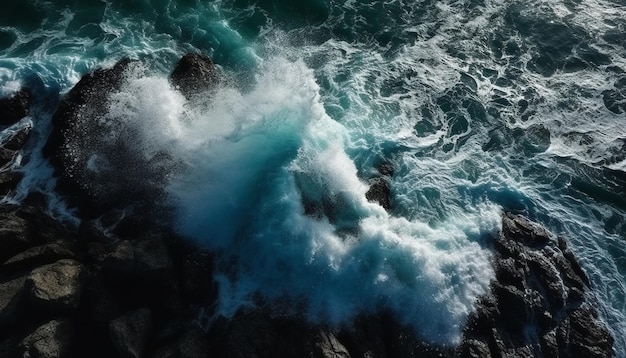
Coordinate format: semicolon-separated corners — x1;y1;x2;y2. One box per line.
461;213;614;358
0;56;616;357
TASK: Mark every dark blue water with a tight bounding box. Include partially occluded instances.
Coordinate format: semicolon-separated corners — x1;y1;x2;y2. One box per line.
1;0;625;351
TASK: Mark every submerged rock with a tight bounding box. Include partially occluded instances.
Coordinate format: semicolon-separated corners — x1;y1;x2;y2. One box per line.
0;89;31;126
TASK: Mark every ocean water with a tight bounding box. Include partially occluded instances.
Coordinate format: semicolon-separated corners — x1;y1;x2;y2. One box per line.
1;0;626;350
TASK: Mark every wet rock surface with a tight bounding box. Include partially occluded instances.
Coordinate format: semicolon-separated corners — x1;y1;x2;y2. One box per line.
460;213;614;358
365;162;394;210
0;54;615;357
0;89;31;126
170;53;220;99
42;59;139;218
19;320;73;358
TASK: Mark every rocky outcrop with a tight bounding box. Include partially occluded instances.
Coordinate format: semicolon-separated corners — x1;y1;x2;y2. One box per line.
19;320;73;358
0;202;218;357
460;213;614;358
0;171;23;197
25;259;85;313
0;89;31;126
207;310;452;358
42;53;221;220
170;53;220;99
42;59;139;218
365;162;394;210
0;276;27;328
0;123;32;196
2;240;76;272
1;52;614;358
0;124;31;168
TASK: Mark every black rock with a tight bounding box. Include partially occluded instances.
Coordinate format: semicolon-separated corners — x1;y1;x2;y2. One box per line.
0;275;27;329
109;308;153;358
0;171;23;196
101;235;174;284
0;124;31;169
366;177;392;210
0;89;31;126
0;206;75;264
564;307;614;357
501;213;551;247
461;213;614;358
42;59;153;219
171;53;220;99
2;124;31;151
153;324;209;358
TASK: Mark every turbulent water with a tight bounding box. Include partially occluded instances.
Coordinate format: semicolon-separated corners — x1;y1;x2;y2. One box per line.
2;0;626;350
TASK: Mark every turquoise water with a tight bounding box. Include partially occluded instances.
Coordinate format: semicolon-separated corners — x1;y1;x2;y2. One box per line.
1;0;626;350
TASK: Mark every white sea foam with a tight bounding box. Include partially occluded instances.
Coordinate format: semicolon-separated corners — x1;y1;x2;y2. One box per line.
144;56;498;344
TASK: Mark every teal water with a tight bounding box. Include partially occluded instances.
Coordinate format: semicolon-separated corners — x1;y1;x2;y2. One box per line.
1;0;626;350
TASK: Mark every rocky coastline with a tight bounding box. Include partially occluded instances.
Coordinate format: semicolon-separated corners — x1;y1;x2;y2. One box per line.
0;54;614;357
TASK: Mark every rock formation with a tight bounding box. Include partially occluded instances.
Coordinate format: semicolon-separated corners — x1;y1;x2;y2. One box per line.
0;89;31;126
460;213;614;357
0;54;615;357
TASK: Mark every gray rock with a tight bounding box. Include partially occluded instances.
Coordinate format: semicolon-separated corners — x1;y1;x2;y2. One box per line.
541;329;559;358
0;209;33;263
0;275;27;327
25;259;85;312
2;240;76;272
565;307;614;357
460;339;491;358
109;308;153;358
307;330;351;358
19;320;74;358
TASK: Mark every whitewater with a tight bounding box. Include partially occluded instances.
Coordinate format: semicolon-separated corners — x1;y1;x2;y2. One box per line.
1;0;625;352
